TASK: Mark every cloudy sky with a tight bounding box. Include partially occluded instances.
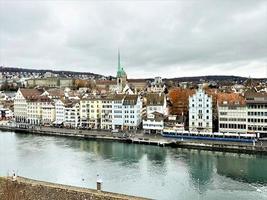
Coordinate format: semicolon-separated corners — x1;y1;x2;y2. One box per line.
0;0;266;78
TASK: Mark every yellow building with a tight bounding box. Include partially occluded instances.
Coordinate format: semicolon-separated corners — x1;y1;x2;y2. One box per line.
80;96;102;129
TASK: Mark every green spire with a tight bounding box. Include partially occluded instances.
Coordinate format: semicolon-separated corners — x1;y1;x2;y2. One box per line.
116;48;127;78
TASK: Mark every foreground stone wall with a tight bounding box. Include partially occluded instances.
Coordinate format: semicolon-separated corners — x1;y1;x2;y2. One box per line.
0;177;149;200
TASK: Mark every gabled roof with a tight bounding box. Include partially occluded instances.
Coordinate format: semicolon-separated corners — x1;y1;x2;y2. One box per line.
123;95;138;105
20;88;44;99
217;93;246;106
46;89;64;98
144;111;164;121
146;93;165;106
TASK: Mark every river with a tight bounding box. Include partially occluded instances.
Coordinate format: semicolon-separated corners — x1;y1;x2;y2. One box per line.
0;130;266;200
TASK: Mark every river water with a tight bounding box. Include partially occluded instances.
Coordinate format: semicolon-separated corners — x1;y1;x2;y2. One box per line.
0;130;267;200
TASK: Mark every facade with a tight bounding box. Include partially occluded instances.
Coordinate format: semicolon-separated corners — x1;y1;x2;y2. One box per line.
146;93;167;115
148;77;165;93
88;98;102;129
55;99;65;125
121;95;142;130
64;101;80;128
101;97;113;130
80;97;102;129
26;96;52;125
27;77;73;88
0;107;13;120
218;102;247;134
246;93;267;138
100;94;143;130
143;111;164;134
41;101;55;125
164;115;185;132
189;87;213;132
14;88;43;123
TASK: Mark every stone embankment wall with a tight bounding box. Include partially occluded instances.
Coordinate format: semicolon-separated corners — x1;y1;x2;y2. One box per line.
0;176;149;200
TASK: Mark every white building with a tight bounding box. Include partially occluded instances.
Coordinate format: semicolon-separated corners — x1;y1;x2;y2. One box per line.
145;93;167;115
121;95;142;130
14;88;43;123
189;87;212;132
101;97;113;130
148;77;165;93
101;94;142;131
0;107;13;120
246;93;267;138
111;95;125;130
55;99;65;125
218;101;247;134
143;111;164;134
64;100;80;128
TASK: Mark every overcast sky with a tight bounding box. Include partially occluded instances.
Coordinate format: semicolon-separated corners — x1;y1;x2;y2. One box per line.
0;0;267;78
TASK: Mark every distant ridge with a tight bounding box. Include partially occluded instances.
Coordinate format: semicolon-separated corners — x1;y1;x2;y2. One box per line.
0;66;107;79
165;75;267;83
1;66;266;82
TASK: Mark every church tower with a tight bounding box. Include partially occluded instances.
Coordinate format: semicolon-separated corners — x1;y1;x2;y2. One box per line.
116;49;127;91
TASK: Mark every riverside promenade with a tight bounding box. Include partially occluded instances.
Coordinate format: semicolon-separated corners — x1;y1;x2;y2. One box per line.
0;176;149;200
0;123;267;155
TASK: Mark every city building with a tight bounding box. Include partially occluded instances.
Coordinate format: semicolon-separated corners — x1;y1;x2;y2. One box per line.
189;86;213;132
143;111;164;134
145;93;167;115
64;100;80;128
14;88;44;123
218;94;247;134
101;96;113;130
54;99;65;125
41;100;55;125
246;92;267;138
164;115;185;132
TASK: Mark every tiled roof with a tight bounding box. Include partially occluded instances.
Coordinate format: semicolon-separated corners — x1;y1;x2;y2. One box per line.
95;80;117;85
128;79;147;83
123;95;138;105
47;89;64;97
146;93;165;106
217;93;246;106
20;88;44;99
144;111;164;121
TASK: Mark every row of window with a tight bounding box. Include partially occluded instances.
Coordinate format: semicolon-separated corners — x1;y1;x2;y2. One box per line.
248;126;267;131
124;120;135;124
191;122;210;127
248;105;267;109
219;118;246;122
192;98;210;102
220;123;246;129
248;118;267;123
143;124;163;127
248;112;267;116
191;104;210;108
192;115;210;120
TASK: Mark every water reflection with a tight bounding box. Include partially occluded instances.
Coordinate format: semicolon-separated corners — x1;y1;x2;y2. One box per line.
1;131;267;200
184;150;214;192
216;154;267;184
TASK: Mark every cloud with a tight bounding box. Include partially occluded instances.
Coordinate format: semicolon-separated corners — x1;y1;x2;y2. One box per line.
0;0;266;78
